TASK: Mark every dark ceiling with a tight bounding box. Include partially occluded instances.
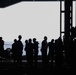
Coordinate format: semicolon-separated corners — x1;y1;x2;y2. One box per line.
0;0;64;8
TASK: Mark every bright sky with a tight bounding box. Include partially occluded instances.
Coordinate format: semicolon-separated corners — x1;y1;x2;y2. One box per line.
0;1;74;42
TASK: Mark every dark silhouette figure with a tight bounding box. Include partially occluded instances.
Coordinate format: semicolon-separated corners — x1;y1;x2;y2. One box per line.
33;38;39;67
11;39;17;64
24;40;29;65
48;39;55;66
55;37;63;68
41;36;48;67
0;37;4;59
28;38;33;67
16;35;23;66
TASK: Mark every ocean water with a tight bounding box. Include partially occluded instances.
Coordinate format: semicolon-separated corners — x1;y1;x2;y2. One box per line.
4;41;42;55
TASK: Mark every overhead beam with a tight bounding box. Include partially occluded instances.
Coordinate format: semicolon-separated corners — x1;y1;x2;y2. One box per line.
0;0;75;8
0;0;22;8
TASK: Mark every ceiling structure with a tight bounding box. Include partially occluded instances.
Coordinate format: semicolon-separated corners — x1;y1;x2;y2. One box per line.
0;0;73;8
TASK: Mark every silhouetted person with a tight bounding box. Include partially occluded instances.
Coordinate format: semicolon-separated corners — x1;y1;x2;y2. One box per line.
11;39;17;64
0;37;4;59
41;36;48;67
16;35;23;66
48;39;55;66
33;38;39;67
55;37;63;68
56;37;63;68
24;40;29;65
28;38;33;67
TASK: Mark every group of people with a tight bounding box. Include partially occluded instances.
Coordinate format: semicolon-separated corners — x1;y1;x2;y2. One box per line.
0;34;76;69
0;35;62;67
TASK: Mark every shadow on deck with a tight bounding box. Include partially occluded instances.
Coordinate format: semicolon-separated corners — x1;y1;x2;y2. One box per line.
0;55;75;75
